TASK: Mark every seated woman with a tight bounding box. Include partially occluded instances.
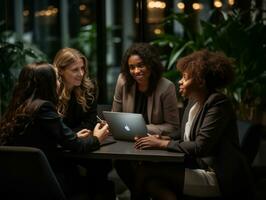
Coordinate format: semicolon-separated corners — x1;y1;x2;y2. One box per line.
112;42;180;199
0;63;110;199
53;47;97;132
112;42;180;135
134;49;255;199
53;48;115;199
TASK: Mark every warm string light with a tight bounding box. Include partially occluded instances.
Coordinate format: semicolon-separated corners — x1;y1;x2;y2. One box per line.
214;0;223;8
176;2;203;11
148;0;166;9
79;4;87;11
192;3;203;10
23;10;30;16
228;0;235;6
177;2;185;10
154;28;162;35
35;6;58;17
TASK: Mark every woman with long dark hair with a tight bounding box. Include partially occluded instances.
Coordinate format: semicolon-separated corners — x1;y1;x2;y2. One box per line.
0;63;109;198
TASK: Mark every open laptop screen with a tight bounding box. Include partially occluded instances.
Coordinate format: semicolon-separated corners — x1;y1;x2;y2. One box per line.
102;111;148;141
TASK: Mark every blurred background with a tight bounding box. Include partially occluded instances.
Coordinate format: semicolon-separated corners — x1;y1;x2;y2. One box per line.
1;0;266;125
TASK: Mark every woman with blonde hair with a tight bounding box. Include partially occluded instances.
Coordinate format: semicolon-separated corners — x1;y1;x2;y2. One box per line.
53;47;97;132
53;48;115;200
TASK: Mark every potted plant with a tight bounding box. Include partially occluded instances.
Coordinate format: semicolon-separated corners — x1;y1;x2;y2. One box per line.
0;31;47;116
151;11;266;123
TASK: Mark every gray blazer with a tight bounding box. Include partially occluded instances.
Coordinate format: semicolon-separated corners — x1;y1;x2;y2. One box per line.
112;73;180;135
167;93;255;198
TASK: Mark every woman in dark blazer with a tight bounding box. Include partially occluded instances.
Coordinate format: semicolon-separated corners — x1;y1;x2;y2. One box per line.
134;49;255;199
0;63;110;198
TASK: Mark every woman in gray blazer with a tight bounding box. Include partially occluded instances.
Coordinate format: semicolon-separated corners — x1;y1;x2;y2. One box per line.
113;43;180;198
112;43;180;135
135;49;255;199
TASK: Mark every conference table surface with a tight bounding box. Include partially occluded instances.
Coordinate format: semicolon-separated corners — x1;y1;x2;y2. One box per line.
64;138;185;163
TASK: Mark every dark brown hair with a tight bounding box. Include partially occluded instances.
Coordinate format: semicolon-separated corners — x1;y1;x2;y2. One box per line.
0;63;58;145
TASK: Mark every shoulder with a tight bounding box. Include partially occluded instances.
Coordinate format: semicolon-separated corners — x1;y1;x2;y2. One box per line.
156;77;176;92
117;73;126;83
115;73;127;87
37;101;60;119
204;92;235;115
206;92;230;105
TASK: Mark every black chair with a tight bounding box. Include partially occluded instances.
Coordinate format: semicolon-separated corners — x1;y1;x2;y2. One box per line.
237;120;264;165
237;120;266;200
0;146;66;200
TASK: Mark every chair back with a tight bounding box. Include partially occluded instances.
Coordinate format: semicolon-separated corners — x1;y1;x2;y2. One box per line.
0;146;66;200
237;120;263;165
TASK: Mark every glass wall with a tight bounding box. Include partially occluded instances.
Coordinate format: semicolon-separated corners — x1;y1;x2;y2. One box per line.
1;0;171;104
1;0;253;115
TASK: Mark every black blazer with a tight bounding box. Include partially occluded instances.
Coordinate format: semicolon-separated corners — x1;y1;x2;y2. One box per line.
63;92;97;132
167;93;255;199
7;100;100;170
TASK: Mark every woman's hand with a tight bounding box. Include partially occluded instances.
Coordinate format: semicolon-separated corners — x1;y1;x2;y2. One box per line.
135;134;170;150
76;129;92;139
93;123;109;143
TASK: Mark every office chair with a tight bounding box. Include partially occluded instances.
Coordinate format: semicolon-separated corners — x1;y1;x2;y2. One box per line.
237;120;266;200
0;146;66;200
237;120;264;165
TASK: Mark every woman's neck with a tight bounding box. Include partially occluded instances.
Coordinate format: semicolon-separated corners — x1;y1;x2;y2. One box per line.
65;84;73;92
137;82;149;93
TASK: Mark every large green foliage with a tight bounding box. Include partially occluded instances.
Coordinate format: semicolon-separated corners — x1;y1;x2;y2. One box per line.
70;24;97;76
152;11;266;120
0;32;47;116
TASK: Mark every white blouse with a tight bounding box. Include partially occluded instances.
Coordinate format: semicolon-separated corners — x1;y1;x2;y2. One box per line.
183;102;221;197
184;102;200;141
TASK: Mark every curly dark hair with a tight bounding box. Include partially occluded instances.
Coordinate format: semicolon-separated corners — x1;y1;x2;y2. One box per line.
121;42;164;95
176;49;235;91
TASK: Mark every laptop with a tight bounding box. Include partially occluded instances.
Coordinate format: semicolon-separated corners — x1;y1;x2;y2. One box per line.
102;111;148;141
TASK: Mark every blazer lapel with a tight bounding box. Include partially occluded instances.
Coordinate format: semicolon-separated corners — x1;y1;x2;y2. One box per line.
124;83;135;112
189;105;203;140
147;92;154;123
181;100;192;139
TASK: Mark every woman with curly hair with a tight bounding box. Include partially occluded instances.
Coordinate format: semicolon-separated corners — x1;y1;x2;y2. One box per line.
53;47;97;132
134;49;255;199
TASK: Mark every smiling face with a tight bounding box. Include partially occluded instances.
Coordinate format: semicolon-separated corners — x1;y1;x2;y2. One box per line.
128;55;151;87
61;58;85;90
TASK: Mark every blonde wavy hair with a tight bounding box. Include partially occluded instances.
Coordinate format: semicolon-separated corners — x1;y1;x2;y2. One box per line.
53;48;96;116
